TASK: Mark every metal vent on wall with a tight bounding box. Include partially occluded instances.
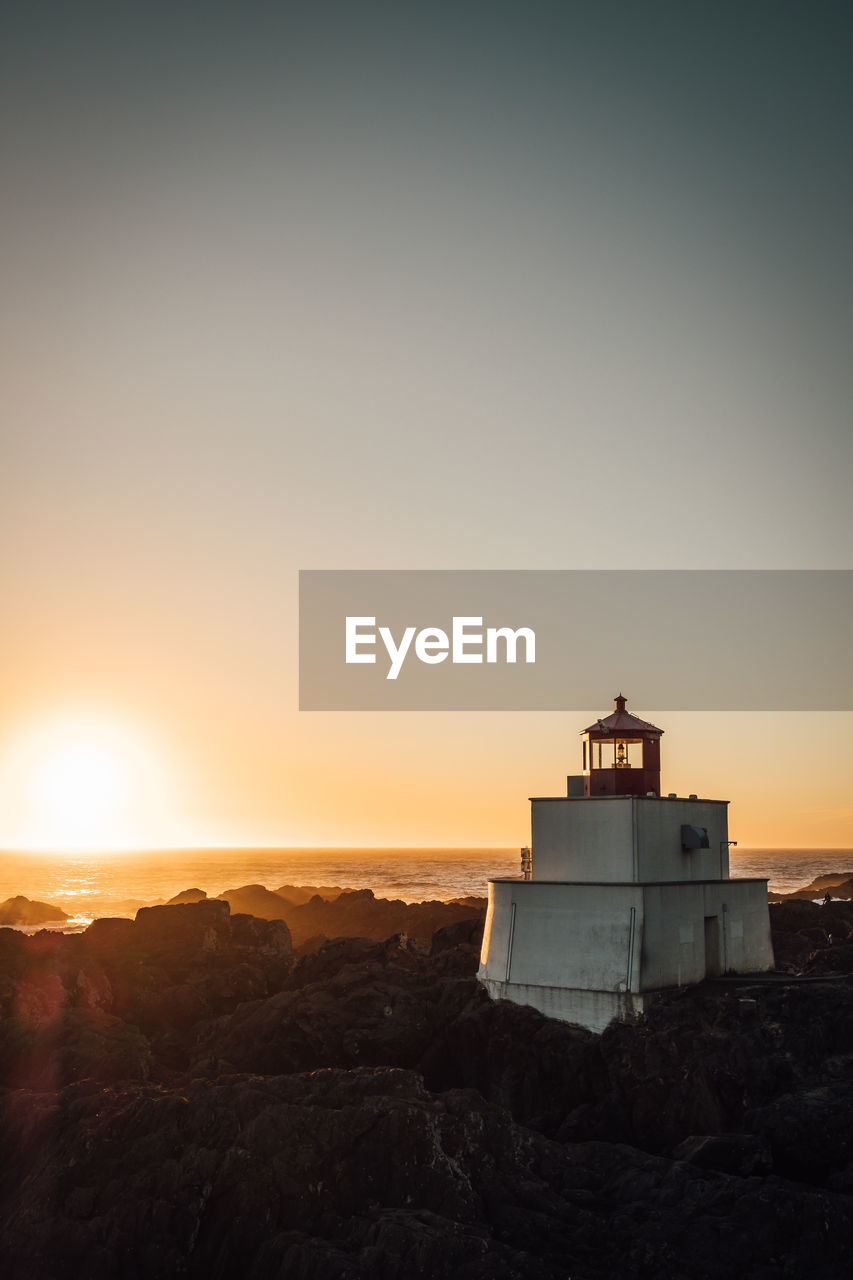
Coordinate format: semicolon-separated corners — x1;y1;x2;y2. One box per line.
681;824;710;852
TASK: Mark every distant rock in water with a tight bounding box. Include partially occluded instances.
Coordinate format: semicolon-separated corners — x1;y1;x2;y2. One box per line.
769;871;853;902
212;883;486;947
820;877;853;900
276;883;346;904
807;871;853;890
0;895;69;926
165;887;208;905
216;883;292;918
281;887;487;947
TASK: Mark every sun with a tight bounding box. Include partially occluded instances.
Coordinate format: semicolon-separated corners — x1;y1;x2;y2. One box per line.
35;741;131;839
0;715;177;851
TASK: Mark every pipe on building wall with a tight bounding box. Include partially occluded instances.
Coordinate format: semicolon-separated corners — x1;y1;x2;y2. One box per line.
631;798;639;881
626;906;637;991
505;902;517;983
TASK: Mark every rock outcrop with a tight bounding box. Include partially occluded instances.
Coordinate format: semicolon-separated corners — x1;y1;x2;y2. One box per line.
0;900;293;1089
165;887;208;905
0;897;852;1276
770;898;853;971
0;895;69;926
276;882;346;904
277;886;487;948
216;882;293;918
769;871;853;902
3;1066;852;1280
215;883;486;948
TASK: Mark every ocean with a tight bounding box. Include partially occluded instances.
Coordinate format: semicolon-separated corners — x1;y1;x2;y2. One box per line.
1;846;852;932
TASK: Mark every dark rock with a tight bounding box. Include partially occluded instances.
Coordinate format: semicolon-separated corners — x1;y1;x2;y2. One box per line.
1;889;853;1275
0;926;30;979
769;899;822;931
82;918;134;953
168;884;485;949
771;873;853;902
165;888;208;905
280;889;486;948
133;899;232;959
430;916;484;955
229;912;292;956
1;1069;852;1280
747;1080;853;1184
423;994;601;1134
289;934;408;986
292;932;329;957
216;883;291;919
0;901;294;1086
194;934;483;1077
276;883;346;904
805;872;853;891
806;943;853;974
428;941;482;978
770;901;853;973
555;979;853;1180
0;895;69;926
673;1132;772;1176
770;930;814;971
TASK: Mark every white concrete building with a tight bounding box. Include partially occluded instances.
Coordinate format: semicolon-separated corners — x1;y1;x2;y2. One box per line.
478;696;774;1032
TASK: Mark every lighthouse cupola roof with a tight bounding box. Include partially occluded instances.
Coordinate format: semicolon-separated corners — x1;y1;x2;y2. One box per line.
583;694;664;738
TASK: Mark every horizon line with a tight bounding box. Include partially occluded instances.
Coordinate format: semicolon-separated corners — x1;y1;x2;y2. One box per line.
3;844;852;855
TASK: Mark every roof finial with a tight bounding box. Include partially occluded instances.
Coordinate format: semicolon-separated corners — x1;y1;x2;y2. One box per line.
615;693;627;712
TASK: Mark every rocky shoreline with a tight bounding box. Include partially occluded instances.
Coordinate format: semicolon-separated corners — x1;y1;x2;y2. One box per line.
0;887;852;1277
0;881;486;943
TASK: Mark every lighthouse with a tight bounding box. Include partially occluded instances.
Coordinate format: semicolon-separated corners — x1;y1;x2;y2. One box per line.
478;696;775;1033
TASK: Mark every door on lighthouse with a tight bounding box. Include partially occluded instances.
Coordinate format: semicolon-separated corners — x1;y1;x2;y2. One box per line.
704;916;722;977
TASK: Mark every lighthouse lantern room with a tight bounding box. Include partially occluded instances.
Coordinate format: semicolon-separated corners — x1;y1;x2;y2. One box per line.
582;693;662;796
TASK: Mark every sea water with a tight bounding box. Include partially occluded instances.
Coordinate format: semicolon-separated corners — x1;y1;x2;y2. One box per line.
0;846;851;931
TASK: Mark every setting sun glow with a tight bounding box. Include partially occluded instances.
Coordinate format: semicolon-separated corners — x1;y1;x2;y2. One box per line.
0;716;176;851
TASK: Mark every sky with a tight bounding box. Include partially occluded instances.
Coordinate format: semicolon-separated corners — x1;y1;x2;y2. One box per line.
1;1;852;850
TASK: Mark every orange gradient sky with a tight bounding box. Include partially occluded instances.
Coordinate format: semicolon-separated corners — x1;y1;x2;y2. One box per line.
2;5;852;852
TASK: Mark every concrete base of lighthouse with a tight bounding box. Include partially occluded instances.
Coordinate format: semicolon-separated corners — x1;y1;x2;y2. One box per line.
477;877;774;1034
479;977;646;1034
